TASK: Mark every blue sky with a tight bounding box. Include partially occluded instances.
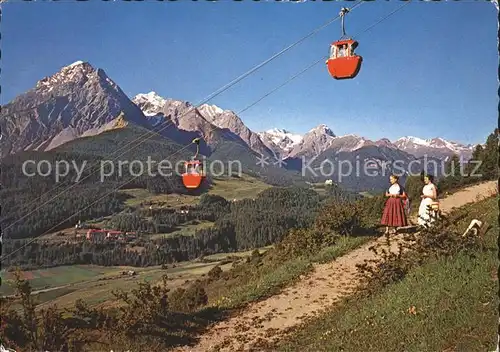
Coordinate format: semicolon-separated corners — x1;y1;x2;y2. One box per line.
3;1;498;145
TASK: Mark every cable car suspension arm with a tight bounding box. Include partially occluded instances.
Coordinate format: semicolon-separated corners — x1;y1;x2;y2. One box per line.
339;7;350;39
192;138;201;159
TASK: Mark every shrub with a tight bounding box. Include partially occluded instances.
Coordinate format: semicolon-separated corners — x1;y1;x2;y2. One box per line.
0;271;92;352
275;228;338;259
355;195;386;231
112;276;170;335
207;265;223;281
356;215;484;292
314;200;362;236
169;283;208;313
199;193;229;207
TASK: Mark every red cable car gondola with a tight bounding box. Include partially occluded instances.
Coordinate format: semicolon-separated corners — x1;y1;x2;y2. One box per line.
326;7;363;80
182;138;205;189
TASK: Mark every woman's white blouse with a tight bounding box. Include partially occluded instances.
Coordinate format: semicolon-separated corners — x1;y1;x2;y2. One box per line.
388;184;401;195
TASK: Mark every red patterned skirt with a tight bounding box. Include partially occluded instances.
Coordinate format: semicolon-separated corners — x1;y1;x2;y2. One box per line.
381;197;408;227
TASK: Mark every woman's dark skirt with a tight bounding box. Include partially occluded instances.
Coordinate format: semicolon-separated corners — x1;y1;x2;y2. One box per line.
381;197;408;227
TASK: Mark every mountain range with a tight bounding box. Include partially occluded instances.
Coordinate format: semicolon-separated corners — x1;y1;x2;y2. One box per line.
257;127;475;162
0;61;478;191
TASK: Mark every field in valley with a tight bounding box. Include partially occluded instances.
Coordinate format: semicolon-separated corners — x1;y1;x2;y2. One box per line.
121;174;272;207
0;247;273;310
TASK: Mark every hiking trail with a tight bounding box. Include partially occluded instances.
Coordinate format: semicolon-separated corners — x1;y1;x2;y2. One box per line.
175;181;497;352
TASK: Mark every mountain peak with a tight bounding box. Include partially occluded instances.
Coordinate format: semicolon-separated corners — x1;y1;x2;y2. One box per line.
35;60;101;94
133;91;166;104
132;92;168;116
396;136;430;146
136;91;162;99
268;128;285;133
265;128;295;135
198;104;225;120
374;138;396;149
66;60;87;68
307;124;336;137
60;60;95;74
257;128;302;156
2;60;148;155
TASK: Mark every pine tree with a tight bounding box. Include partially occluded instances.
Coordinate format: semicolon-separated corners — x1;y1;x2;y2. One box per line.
480;130;498;180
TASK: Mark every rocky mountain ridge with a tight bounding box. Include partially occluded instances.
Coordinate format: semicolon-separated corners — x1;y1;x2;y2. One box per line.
0;60;477;190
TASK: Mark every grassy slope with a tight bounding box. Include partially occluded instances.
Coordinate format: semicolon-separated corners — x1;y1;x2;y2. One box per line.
120;174;271;207
277;196;498;351
150;220;215;239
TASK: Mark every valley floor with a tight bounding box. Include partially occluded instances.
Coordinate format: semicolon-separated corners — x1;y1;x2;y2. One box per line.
173;181;497;351
0;248;272;311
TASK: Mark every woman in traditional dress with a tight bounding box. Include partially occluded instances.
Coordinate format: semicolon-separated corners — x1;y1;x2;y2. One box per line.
418;174;438;228
381;174;408;235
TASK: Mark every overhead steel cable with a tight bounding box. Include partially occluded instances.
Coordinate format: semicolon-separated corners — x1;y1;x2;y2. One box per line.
4;1;364;234
1;1;413;260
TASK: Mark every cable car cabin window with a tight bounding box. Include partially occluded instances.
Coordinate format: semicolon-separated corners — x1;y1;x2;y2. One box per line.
186;163;202;175
330;43;354;59
329;45;337;59
339;45;347;57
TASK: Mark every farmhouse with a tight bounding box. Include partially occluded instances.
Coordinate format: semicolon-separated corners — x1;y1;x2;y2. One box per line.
86;229;138;242
86;229;107;241
106;230;123;240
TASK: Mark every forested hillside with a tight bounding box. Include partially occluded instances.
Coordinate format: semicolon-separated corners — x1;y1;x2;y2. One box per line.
0;125;307;241
2;182;360;270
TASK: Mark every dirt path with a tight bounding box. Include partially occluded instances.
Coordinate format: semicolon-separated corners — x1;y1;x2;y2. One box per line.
175;181;497;352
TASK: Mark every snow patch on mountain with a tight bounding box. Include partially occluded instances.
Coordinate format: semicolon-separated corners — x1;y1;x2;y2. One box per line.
258;128;303;153
394;136;475;160
132;92;167;116
394;136;431;148
68;60;85;68
198;104;225;120
308;124;336;137
35;60;97;94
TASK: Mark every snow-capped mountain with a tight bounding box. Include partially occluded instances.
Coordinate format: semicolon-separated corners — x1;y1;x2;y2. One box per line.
198;104;225;120
133;94;231;150
394;136;475;161
0;60;148;156
132;93;273;156
261;126;396;158
287;124;336;158
132;91;167;117
2;59;478;192
258;127;474;162
258;128;303;155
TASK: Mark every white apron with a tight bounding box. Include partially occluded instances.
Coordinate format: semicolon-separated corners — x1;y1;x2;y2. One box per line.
418;183;437;226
